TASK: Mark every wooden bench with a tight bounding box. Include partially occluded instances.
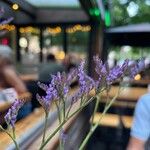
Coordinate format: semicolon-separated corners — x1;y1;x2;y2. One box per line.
0;107;45;150
0;92;32;112
101;86;148;102
0;88;80;150
91;112;133;129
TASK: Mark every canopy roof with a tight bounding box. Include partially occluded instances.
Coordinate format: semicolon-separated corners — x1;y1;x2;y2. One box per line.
106;23;150;47
1;0;105;25
107;23;150;33
26;0;80;8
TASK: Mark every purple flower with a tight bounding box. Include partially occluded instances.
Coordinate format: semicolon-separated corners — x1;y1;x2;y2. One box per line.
78;61;95;94
127;59;145;79
94;57;129;88
71;90;82;104
60;129;67;145
37;81;48;91
37;83;58;112
37;71;77;111
67;68;78;85
4;100;24;128
0;7;4;17
0;17;14;25
36;94;52;112
107;60;129;85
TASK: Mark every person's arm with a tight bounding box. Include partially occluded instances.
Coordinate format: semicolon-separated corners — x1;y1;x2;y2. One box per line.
127;137;145;150
127;95;150;150
3;67;27;94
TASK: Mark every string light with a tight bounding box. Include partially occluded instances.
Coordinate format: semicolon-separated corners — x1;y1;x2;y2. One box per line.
0;25;15;31
47;26;62;35
66;25;91;33
19;25;91;34
12;4;19;10
134;74;141;80
19;27;40;34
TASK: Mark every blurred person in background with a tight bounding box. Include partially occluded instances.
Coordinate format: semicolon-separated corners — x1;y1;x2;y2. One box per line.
0;45;27;94
127;92;150;150
38;53;65;82
0;45;31;119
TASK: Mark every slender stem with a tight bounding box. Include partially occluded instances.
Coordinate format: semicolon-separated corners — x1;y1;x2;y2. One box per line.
80;96;83;106
41;112;48;146
66;102;73;118
55;101;61;123
62;98;66;121
39;96;96;150
90;95;101;129
12;127;16;139
59;129;64;150
0;126;19;150
79;88;121;150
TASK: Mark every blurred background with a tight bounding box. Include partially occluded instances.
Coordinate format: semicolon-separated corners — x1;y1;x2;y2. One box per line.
0;0;150;150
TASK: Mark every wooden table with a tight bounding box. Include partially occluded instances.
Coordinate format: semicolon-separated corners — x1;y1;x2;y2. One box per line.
0;92;32;112
102;86;148;102
0;88;80;149
91;112;133;128
19;74;38;82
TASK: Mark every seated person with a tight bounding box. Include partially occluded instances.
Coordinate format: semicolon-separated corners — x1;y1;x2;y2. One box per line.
127;93;150;150
0;45;31;119
38;53;65;82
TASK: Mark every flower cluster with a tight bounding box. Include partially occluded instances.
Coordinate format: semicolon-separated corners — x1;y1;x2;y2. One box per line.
4;100;24;128
93;56;130;92
0;7;13;36
1;56;146;150
127;59;145;79
37;70;78;112
36;81;58;112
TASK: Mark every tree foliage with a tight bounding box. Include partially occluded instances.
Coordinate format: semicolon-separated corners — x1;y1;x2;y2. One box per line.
110;0;150;26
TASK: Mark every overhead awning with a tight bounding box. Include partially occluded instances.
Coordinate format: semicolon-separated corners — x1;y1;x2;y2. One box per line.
105;23;150;47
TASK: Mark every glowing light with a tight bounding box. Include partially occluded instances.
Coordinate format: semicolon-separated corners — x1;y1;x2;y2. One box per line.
12;4;19;10
89;8;100;16
105;10;111;27
0;25;15;31
19;37;28;48
19;27;40;34
55;51;65;60
47;26;62;35
134;74;141;80
66;25;91;33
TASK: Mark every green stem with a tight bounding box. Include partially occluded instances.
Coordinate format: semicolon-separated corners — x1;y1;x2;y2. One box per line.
62;98;66;121
12;127;16;139
90;95;101;129
0;126;19;150
66;102;73;118
41;112;48;146
59;129;64;150
79;88;121;150
39;96;96;150
55;101;61;123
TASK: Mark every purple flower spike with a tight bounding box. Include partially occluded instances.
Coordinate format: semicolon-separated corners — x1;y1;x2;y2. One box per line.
4;100;24;128
138;59;145;72
0;7;4;17
60;129;67;145
36;94;52;112
78;61;95;95
128;59;145;79
107;59;129;85
37;81;48;91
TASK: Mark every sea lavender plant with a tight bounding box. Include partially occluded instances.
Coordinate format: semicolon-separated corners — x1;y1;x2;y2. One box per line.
4;100;24;128
0;99;24;150
0;56;145;150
